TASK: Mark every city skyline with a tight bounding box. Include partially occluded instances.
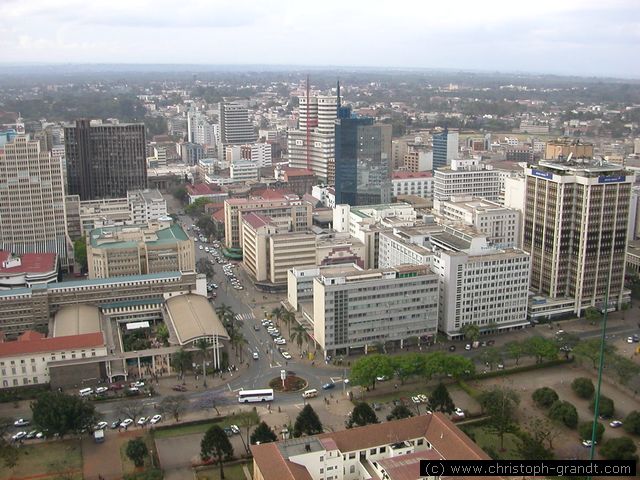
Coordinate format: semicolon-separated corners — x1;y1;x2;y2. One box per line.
1;0;638;78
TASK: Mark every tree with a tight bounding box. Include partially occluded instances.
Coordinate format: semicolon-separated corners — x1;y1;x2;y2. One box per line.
479;347;502;370
237;412;259;454
282;311;296;338
196;338;210;386
185;197;213;216
428;383;455;414
156;323;169;345
201;425;234;480
271;306;285;327
31;392;98;438
548;400;579;429
196;258;215;278
172;348;192;381
532;387;559;408
523;336;558;364
516;432;554;460
573;338;615;369
571;377;595;399
578;421;604;442
525;416;562;450
290;323;308;352
387;404;414;421
347;403;379;428
460;324;480;342
172;186;188;203
250;421;277;445
392;353;425;385
584;307;602;323
294;404;323;437
126;438;149;467
623;411;640;435
599;437;638;461
609;354;640;385
73;237;87;272
118;401;146;424
590;395;614;418
0;418;17;468
477;387;520;450
503;341;524;366
159;396;187;423
350;354;393;390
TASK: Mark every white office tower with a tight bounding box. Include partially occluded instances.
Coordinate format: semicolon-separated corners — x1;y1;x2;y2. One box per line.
251;143;272;168
0;135;71;266
288;94;339;182
219;102;256;146
434;158;502;202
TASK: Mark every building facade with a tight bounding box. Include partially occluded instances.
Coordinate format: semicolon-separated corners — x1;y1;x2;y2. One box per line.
434;158;502;202
391;171;434;199
0;136;71;266
64;120;147;200
219;103;256;158
432;128;459;170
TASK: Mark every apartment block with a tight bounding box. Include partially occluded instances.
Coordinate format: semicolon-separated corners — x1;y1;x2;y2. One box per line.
434;158;502;202
251;414;500;480
378;226;439;268
312;264;439;356
223;191;312;248
391;171;434;199
87;222;195;279
434;197;521;248
523;159;633;316
0;135;71;266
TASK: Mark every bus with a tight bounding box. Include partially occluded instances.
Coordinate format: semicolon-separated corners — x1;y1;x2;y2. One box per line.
238;388;274;403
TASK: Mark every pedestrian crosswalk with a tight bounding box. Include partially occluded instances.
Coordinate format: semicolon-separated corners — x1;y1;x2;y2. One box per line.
235;312;255;322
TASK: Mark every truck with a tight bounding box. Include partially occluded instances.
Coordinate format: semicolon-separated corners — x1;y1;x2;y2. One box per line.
93;429;105;443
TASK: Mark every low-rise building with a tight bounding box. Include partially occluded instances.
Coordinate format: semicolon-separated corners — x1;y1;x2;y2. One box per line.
391;171;433;199
230;160;259;182
87;222;195;279
312;264;438;356
186;183;229;204
0;252;58;289
251;410;499;480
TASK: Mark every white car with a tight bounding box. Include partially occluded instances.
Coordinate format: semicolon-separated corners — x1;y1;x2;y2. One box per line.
120;419;134;428
582;439;597;447
275;338;287;345
454;407;465;418
376;375;389;382
11;431;27;441
411;396;422;404
137;417;147;426
281;351;292;360
95;421;109;430
95;386;109;394
199;245;203;250
14;418;29;427
150;414;162;425
609;420;623;428
131;381;145;388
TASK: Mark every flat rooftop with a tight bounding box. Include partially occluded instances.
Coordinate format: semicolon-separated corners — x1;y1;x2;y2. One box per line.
53;304;102;337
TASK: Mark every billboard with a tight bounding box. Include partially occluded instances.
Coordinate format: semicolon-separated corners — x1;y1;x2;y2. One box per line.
598;175;626;184
531;169;553;180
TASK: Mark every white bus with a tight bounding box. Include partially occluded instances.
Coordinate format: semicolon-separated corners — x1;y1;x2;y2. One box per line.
238;388;274;403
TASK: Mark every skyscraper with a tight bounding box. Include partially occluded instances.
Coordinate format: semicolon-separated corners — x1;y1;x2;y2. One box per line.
432;128;459;170
64;120;147;200
334;109;392;206
523;159;633;314
219;102;256;146
0;135;70;265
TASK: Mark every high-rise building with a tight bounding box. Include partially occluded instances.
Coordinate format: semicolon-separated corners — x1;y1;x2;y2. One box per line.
433;158;502;202
334;113;392;206
432;128;459;170
0;136;71;266
64;120;147;200
218;102;256;148
523;159;633;315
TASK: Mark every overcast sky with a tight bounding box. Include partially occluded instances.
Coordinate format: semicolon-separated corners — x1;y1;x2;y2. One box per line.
1;0;638;78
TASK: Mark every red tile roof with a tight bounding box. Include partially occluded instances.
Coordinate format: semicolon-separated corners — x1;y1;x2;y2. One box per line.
212;209;225;222
0;332;105;357
0;251;57;274
392;171;433;179
282;167;315;178
242;212;272;229
18;331;45;342
187;183;216;195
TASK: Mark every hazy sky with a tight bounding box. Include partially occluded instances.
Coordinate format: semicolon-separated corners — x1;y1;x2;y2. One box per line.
1;0;639;78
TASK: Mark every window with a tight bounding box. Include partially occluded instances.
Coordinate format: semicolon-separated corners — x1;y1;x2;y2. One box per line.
319;468;324;474
33;377;38;384
350;465;355;474
348;453;356;459
319;456;324;462
370;448;376;455
417;439;424;446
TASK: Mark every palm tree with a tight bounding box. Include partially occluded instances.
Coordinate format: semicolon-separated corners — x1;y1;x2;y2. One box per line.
196;339;210;387
271;306;284;328
215;304;234;323
235;331;248;363
283;311;297;338
172;348;192;383
290;323;308;353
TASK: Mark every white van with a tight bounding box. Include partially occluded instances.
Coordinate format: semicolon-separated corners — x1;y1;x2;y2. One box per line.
79;387;93;397
302;389;318;399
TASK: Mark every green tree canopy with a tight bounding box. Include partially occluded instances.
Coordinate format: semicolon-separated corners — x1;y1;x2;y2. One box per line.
0;418;17;468
386;404;414;421
523;336;559;363
532;387;560;408
578;421;604;443
350;354;394;390
73;237;87;272
599;436;638;461
31;392;98;438
573;338;615;369
503;341;525;365
347;403;379;428
460;324;480;342
428;383;455;414
294;404;323;437
201;425;234;480
126;438;148;468
477;387;520;450
571;377;595;399
516;431;554;460
623;411;640;435
392;353;425;384
250;421;277;445
548;400;579;429
590;395;615;418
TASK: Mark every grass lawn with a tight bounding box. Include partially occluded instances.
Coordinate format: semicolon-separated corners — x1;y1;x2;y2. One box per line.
0;439;83;480
196;462;251;480
154;411;259;439
120;434;156;474
463;426;521;460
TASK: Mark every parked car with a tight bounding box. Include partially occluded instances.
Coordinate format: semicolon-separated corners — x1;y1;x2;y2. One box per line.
223;426;235;436
120;419;133;428
12;432;27;441
465;344;472;351
111;420;121;429
281;352;292;360
150;415;162;425
137;417;147;426
322;382;336;390
131;380;145;388
582;440;597;447
95;421;109;431
95;386;109;394
454;408;465;418
609;420;623;428
26;430;38;439
14;418;29;427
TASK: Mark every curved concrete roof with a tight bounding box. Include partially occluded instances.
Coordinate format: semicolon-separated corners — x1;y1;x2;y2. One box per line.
53;304;102;337
164;294;229;345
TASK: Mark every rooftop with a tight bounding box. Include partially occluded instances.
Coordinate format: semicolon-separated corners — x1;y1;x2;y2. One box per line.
534;158;628;176
0;252;57;275
165;294;229;345
186;183;217;196
0;332;105;358
392;171;433;180
53;304;102;337
242;212;273;229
